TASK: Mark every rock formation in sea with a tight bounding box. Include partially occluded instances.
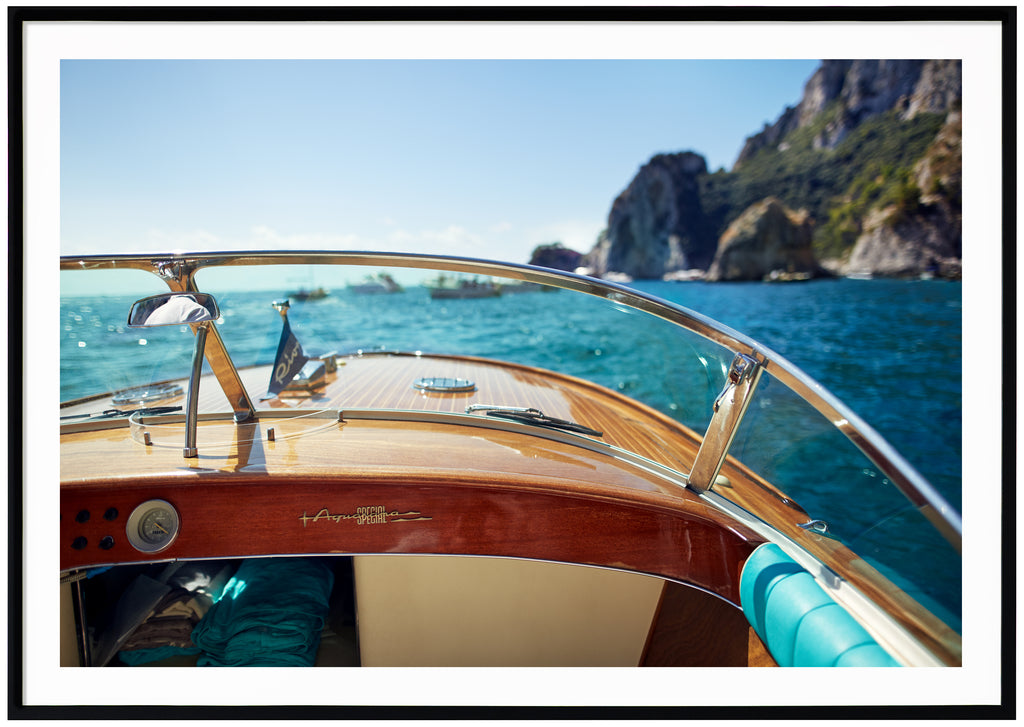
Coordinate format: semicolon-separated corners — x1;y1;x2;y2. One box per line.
528;242;583;272
579;152;717;280
705;198;820;282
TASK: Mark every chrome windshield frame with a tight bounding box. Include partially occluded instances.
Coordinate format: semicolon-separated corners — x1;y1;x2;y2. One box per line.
60;250;962;550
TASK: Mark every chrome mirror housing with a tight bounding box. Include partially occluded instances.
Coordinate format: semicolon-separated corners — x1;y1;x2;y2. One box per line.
126;292;221;457
127;292;220;327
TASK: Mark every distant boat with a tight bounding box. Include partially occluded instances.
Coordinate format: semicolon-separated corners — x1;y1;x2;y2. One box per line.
349;273;403;295
763;270;812;283
289;287;329;301
663;269;707;282
846;271;874;280
425;275;501;299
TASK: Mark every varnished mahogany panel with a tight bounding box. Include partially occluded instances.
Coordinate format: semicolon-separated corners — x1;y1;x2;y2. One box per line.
640;581;776;667
60;475;760;603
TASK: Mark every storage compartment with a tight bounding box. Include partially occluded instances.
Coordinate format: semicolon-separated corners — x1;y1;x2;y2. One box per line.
63;554;761;667
64;557;358;667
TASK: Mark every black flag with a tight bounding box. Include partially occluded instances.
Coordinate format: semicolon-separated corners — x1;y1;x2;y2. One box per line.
267;316;309;397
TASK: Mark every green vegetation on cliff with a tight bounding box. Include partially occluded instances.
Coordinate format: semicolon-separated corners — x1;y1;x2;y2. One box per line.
698;107;947;261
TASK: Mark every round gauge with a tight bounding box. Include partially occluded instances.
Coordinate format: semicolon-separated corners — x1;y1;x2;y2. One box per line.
126;499;180;553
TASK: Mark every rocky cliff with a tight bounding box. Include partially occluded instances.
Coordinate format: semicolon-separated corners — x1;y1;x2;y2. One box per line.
580;152;717;280
576;59;962;281
735;59;962;164
705;198;820;282
528;242;583;272
845;109;962;278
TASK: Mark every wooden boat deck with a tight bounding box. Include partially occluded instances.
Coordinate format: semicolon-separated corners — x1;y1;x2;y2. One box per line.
63;352;705;473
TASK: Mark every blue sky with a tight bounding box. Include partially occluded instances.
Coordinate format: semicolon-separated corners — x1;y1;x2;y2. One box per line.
60;59;820;262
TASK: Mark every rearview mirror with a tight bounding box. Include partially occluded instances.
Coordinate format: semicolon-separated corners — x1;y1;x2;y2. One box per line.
127;292;220;327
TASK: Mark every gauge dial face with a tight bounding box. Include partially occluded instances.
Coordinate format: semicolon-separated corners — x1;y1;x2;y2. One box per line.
126;499;180;553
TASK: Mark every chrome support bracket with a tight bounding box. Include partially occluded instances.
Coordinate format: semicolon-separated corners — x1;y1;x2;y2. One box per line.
183;323;210;458
688;352;764;494
157;268;257;425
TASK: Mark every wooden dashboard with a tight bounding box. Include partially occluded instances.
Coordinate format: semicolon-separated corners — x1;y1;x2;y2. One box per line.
60;353;775;607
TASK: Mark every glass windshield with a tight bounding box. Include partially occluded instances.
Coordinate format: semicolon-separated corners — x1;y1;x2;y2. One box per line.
730;372;961;632
60;263;734;432
60;269;193;404
190;263;733;434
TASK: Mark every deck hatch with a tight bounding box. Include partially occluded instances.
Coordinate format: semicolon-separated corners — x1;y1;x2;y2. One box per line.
413;377;476;393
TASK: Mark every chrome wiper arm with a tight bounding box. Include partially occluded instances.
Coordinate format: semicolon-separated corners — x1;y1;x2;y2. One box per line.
60;405;183;422
465;404;543;417
465;405;602;437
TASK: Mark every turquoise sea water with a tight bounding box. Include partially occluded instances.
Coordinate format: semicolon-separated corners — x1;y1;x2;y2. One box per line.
644;278;963;508
60;275;962;628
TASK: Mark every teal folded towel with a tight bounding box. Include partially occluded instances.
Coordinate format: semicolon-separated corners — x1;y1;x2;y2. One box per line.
191;558;334;667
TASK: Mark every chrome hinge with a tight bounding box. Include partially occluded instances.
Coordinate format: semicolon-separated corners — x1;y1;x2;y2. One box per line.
713;353;760;412
688;352;764;494
798;519;839;540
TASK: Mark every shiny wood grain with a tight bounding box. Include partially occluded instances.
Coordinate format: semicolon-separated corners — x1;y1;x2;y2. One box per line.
60;415;762;602
61;476;761;602
61;352;703;475
641;581;777;667
60;352;959;665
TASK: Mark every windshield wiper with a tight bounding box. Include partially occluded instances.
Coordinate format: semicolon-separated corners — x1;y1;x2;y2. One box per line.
465;405;602;437
60;406;183;422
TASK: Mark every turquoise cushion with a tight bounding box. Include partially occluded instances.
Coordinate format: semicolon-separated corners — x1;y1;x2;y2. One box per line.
740;543;899;667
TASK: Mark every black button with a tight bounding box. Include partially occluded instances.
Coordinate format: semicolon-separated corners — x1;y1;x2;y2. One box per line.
103;508;119;521
99;536;115;550
71;536;87;550
75;510;90;523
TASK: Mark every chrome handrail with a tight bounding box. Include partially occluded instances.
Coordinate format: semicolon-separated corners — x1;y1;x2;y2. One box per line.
60;250;962;550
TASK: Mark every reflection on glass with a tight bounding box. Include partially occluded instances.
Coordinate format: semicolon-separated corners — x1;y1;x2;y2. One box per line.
730;373;961;632
194;265;733;436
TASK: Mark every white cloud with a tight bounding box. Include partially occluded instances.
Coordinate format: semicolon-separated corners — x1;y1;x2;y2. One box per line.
69;219;589;266
385;223;494;257
136;223;493;257
127;225;365;253
420;225;485;254
246;226;363;250
140;227;224;252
